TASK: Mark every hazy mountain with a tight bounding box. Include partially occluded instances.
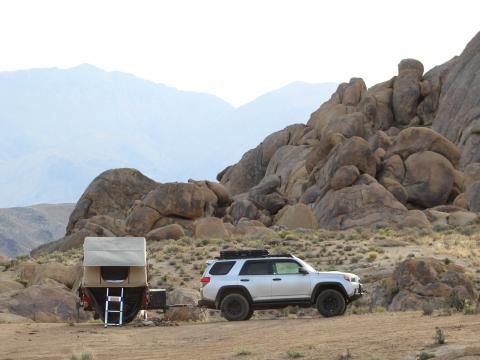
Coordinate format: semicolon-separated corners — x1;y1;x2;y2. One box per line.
0;203;75;257
0;64;336;206
211;81;338;166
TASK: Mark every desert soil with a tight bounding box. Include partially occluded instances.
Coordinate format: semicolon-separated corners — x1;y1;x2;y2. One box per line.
1;312;479;360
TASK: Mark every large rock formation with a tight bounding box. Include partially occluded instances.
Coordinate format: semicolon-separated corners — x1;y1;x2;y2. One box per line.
32;171;231;254
31;31;480;257
214;32;480;230
0;262;87;322
3;284;88;322
67;168;157;234
370;258;478;311
433;31;480;168
313;174;407;229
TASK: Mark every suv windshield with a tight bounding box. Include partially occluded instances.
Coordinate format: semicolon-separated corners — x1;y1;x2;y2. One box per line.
296;258;316;272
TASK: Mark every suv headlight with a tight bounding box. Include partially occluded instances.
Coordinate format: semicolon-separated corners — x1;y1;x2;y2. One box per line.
343;275;359;282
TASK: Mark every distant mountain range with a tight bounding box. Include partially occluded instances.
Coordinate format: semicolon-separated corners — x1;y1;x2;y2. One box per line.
0;64;336;207
0;203;74;257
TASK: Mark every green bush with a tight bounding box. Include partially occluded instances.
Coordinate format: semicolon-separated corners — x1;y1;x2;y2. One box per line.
286;349;303;358
69;353;93;360
234;347;252;356
445;292;466;312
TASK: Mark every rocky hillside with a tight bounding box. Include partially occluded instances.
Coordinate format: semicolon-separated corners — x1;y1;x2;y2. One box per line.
3;225;480;323
31;31;480;257
4;32;480;328
0;203;74;257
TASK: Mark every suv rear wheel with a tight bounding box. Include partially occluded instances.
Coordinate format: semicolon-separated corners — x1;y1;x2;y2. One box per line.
316;289;346;317
220;293;251;321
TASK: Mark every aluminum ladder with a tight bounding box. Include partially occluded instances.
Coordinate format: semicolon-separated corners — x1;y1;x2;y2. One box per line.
104;288;124;327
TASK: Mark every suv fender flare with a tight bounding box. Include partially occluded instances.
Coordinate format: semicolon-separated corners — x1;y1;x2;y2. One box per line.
311;282;348;304
215;285;253;309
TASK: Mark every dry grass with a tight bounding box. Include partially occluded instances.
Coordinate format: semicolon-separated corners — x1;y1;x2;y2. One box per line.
26;224;480;301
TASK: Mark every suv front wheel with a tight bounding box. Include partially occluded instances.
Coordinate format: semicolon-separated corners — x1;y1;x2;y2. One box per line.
220;293;252;321
316;289;346;317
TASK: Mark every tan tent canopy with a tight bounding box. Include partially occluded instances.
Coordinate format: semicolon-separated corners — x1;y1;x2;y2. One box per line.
83;237;146;267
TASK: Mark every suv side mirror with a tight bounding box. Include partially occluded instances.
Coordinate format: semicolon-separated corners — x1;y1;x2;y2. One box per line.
299;267;308;275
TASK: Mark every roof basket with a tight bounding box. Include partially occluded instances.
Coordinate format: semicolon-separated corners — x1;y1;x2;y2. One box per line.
217;250;293;260
218;250;269;259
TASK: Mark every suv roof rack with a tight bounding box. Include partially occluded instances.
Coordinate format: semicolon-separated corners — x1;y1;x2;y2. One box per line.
217;250;293;260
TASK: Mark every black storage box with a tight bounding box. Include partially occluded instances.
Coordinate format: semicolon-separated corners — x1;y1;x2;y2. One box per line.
147;289;167;310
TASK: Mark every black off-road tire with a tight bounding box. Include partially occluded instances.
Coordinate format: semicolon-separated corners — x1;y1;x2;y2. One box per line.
316;289;346;317
244;307;255;320
220;293;251;321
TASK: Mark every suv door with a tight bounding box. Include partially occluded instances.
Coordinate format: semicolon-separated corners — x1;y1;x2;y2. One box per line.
238;260;274;301
271;259;311;299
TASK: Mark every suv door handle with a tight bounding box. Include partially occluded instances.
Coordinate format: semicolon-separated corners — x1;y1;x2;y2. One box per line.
273;278;282;281
240;279;250;282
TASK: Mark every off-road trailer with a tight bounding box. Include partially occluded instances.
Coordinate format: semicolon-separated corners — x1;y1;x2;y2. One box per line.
78;237;169;327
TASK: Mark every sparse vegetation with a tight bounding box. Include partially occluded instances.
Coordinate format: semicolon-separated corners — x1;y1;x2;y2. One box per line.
444;292;466;312
234;347;252;356
337;349;352;360
422;302;434;316
366;252;378;262
286;349;304;358
434;327;445;345
463;301;478;315
69;353;93;360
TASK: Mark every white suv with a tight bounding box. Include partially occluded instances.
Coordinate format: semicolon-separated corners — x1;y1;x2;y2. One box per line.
198;250;364;321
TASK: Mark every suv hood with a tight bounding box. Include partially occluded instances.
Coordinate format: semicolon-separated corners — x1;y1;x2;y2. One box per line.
313;271;360;281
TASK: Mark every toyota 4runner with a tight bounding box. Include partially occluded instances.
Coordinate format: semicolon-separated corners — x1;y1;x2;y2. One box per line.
198;250;364;321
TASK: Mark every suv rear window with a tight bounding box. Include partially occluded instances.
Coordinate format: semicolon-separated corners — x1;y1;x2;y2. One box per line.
240;260;272;275
209;261;236;275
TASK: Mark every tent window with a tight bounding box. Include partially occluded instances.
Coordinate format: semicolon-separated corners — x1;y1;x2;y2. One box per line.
101;266;129;282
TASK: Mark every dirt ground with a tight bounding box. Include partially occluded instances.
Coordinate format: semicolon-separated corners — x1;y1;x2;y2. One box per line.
1;312;479;360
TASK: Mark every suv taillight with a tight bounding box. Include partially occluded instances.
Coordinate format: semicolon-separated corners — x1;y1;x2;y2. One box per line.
200;276;210;284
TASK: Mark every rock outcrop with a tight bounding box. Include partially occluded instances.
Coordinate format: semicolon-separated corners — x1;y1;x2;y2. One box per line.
146;224;185;241
213;32;480;230
433;31;480;167
218;124;308;196
3;284;88;322
275;204;318;229
165;288;207;322
193;217;229;239
370;258;478;311
0;262;87;322
67;168;157;235
31;31;480;257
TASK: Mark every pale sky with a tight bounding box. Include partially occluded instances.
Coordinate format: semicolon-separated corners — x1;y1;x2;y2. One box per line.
0;0;478;106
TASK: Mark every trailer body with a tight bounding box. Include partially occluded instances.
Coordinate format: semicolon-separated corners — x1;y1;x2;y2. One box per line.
79;237;166;324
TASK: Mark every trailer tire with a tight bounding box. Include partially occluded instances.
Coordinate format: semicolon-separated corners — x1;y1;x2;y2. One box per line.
220;293;251;321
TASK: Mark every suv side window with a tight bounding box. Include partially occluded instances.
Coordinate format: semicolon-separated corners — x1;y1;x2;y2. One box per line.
209;261;236;275
239;260;272;275
273;260;302;275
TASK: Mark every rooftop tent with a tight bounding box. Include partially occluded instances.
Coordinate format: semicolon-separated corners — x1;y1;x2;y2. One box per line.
83;237;146;267
82;237;148;288
80;236;166;326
